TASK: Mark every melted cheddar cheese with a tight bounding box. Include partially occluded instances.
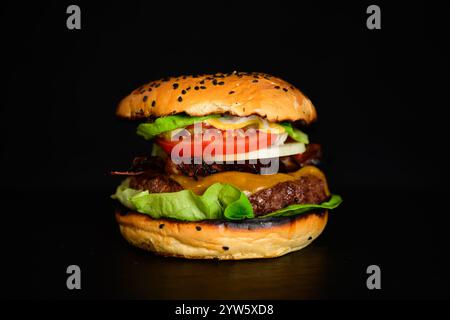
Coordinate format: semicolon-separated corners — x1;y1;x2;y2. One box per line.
205;116;286;134
170;165;329;195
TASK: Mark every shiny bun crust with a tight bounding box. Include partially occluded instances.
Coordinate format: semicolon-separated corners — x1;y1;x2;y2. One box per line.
115;210;327;260
116;72;317;123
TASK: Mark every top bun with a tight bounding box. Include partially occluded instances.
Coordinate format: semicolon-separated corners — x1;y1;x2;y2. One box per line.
116;72;317;123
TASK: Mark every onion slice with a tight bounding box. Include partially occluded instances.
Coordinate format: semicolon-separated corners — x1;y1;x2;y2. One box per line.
204;142;306;162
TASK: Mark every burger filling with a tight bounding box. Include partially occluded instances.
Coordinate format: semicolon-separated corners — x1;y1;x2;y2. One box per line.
112;114;342;221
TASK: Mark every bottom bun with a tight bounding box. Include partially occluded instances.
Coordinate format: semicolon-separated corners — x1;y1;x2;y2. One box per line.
115;209;328;260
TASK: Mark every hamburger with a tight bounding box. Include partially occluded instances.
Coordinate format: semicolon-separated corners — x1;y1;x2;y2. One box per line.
112;71;342;259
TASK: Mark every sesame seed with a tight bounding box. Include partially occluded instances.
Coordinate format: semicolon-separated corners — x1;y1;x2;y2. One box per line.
148;87;152;92
218;81;225;85
200;86;206;89
173;83;179;89
252;80;258;83
212;79;218;85
229;91;235;94
178;96;183;102
195;226;202;231
181;89;186;94
222;246;229;251
151;100;156;107
308;236;312;240
200;80;205;84
186;86;191;91
194;86;199;90
143;96;148;102
274;85;280;89
159;224;165;229
283;88;288;92
155;83;160;88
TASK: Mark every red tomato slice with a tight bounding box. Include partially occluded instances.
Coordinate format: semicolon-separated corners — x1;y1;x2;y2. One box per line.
156;130;277;157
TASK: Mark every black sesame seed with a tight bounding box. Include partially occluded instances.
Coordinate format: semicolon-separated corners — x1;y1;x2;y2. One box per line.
186;86;191;91
274;85;280;89
283;88;288;92
182;76;187;79
151;100;156;107
181;89;186;94
143;96;148;102
148;87;152;92
218;81;225;85
195;226;202;231
252;79;258;83
159;224;165;229
253;75;259;79
194;86;199;90
308;236;312;240
173;83;179;89
222;246;229;251
229;91;235;94
155;83;160;88
212;79;218;85
178;96;183;102
200;86;206;89
290;85;294;89
199;80;205;84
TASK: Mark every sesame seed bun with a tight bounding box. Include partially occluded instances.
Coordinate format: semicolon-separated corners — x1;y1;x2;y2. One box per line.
115;209;328;260
116;72;317;123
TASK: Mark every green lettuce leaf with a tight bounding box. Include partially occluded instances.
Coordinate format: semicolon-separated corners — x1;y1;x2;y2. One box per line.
136;114;220;140
279;122;309;144
219;184;254;220
112;180;342;221
258;194;343;218
111;180;141;210
112;179;255;221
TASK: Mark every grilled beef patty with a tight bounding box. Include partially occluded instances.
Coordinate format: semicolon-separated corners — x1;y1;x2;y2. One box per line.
126;173;327;216
248;175;327;216
128;173;183;193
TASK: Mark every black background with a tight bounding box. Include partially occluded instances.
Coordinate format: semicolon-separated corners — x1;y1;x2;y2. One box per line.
1;1;449;300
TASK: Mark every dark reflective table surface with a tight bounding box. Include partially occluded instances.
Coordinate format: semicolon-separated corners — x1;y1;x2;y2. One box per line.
2;187;449;299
